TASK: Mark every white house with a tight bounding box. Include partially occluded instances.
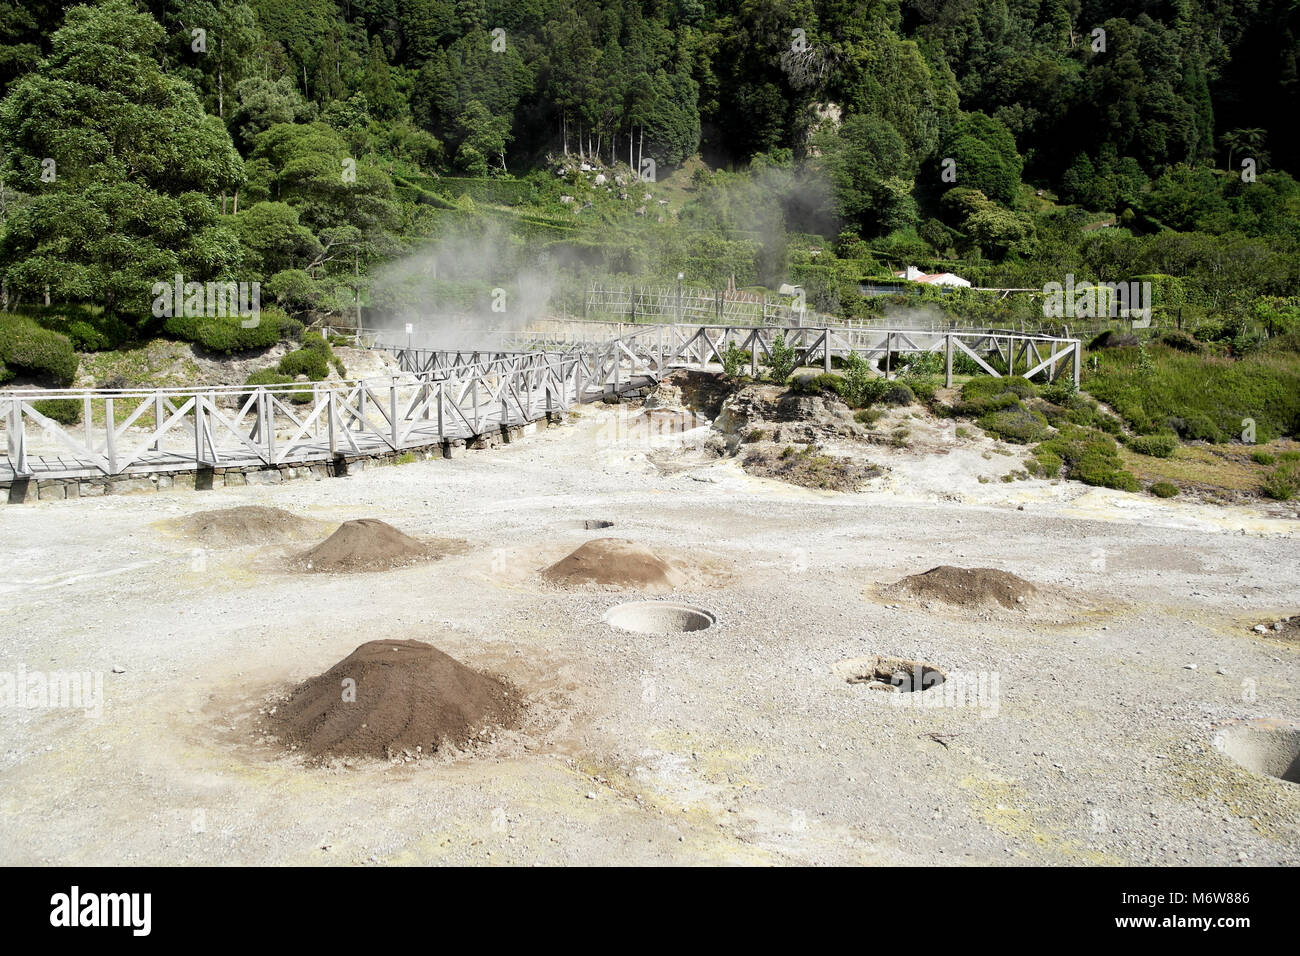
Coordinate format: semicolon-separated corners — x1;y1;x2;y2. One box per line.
894;265;971;287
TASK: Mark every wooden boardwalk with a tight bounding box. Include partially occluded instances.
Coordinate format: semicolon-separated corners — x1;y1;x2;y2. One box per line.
2;323;1079;482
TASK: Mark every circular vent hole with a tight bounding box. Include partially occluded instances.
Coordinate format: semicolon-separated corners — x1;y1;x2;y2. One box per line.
836;655;946;693
603;601;715;634
1216;720;1300;784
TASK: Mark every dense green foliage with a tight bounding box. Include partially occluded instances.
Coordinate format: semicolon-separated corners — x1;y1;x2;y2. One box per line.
0;0;1296;466
1084;343;1300;443
0;312;79;384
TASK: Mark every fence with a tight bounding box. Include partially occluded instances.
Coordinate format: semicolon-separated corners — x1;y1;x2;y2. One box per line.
3;323;1079;483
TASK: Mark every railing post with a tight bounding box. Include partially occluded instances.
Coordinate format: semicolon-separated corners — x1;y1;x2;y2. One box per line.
1072;340;1081;386
153;393;163;451
8;397;29;476
823;328;831;372
327;389;337;454
193;392;205;465
945;333;954;388
264;389;275;463
390;376;399;447
104;397;116;474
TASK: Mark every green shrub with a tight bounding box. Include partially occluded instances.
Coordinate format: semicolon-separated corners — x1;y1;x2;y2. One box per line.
880;382;916;406
1156;330;1204;354
279;346;330;381
955;375;1035;416
245;368;313;403
1029;448;1063;477
1250;450;1277;465
1279;451;1300;462
897;351;943;378
766;333;798;383
854;408;883;426
0;314;79;386
166;310;283;354
722;343;749;378
31;397;82;424
1262;462;1300;500
1040;379;1077;405
788;372;843;396
978;405;1050;444
963;375;1036;401
839;351;881;408
1149;481;1179;498
1084;345;1300;444
906;378;937;402
1128;433;1179;458
1033;425;1139;492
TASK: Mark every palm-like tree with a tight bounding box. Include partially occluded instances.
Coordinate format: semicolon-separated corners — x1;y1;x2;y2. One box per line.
1221;128;1267;171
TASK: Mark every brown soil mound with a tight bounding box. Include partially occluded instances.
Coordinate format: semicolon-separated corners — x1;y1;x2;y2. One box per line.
1253;615;1300;641
265;639;519;761
292;518;466;573
541;538;685;592
892;565;1038;609
172;506;322;546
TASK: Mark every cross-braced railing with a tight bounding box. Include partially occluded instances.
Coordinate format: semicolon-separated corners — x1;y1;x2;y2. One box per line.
3;323;1077;482
0;350;616;481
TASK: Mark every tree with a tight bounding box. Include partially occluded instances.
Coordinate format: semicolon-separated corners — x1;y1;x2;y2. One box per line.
0;0;243;317
361;33;401;120
816;115;917;235
941;112;1023;207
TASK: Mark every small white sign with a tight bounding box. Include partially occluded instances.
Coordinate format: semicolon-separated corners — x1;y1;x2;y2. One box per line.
405;323;413;335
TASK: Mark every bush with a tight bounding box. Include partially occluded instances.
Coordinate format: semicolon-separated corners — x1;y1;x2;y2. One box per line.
788;372;843;396
1033;425;1139;492
906;378;937;402
955;375;1035;416
839;351;881;407
1262;462;1300;500
766;333;798;382
880;382;916;406
0;314;79;386
978;405;1050;444
1166;412;1224;443
1251;450;1277;465
279;346;330;381
1085;345;1300;444
31;397;82;424
1156;330;1205;354
1128;433;1179;458
1149;481;1179;498
1040;379;1077;405
722;343;750;378
166;311;283;354
245;368;313;403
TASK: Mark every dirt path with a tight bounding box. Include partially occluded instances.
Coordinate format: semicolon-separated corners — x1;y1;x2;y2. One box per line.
1;402;1297;865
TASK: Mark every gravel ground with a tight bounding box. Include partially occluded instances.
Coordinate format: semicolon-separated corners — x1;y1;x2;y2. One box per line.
1;401;1298;866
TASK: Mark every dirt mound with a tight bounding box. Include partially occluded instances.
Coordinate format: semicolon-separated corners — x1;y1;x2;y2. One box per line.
171;506;322;546
291;518;466;573
891;565;1038;609
1252;615;1300;641
541;538;686;592
743;444;883;491
264;639;519;761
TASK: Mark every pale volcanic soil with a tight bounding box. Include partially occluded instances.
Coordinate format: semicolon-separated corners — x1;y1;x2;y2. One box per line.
1;399;1299;866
